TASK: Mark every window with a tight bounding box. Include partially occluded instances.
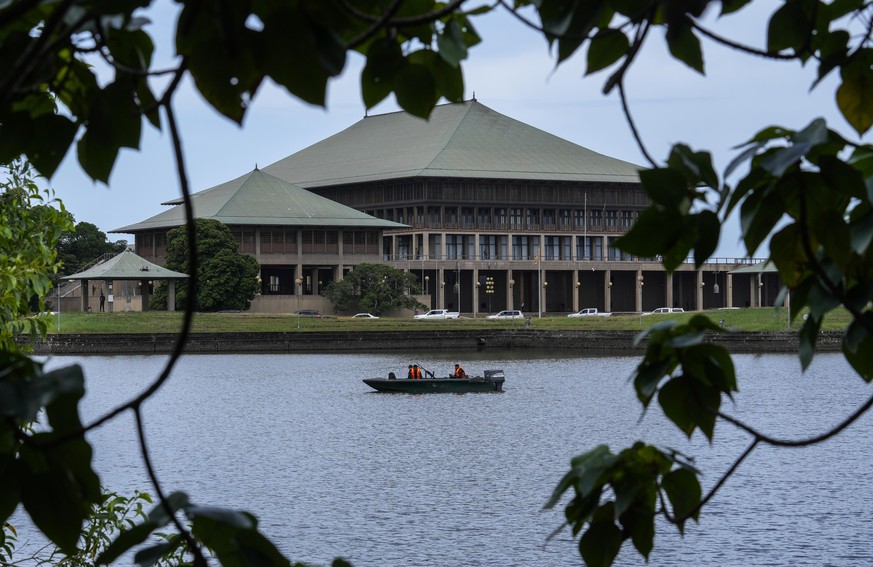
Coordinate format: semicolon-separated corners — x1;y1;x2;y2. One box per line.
477;208;492;227
480;235;498;260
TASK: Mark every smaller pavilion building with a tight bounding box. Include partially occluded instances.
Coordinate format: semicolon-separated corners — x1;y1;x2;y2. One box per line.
60;249;188;312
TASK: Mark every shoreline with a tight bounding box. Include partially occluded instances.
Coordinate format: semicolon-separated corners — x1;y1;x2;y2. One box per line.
28;329;842;355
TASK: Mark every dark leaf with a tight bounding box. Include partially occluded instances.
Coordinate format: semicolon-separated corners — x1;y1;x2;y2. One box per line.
616;207;685;263
98;522;159;565
662;467;702;530
836;72;873;137
798;313;820;370
436;19;467;67
579;504;623;567
361;39;404;108
767;0;813;53
691;210;720;267
843;318;873;382
639;167;689;207
665;19;704;74
20;436;101;554
586;29;629;75
658;375;719;439
759;118;827;177
394;62;437;118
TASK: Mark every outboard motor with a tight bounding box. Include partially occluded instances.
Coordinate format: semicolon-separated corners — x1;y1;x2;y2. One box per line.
484;369;505;391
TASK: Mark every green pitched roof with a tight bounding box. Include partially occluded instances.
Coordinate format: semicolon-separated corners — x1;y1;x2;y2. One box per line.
113;169;406;233
61;249;188;280
262;100;642;187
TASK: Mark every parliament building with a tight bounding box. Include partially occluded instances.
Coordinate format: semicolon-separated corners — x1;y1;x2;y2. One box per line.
116;100;774;315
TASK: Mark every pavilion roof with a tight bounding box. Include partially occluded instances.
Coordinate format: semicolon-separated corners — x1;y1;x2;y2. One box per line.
113;168;406;233
61;249;188;280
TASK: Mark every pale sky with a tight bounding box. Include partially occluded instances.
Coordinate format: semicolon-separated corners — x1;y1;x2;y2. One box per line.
44;1;868;259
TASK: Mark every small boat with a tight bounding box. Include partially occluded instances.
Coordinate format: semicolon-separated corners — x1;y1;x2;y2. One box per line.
363;369;505;393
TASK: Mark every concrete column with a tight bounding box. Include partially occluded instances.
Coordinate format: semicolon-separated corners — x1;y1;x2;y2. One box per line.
255;228;261;257
81;279;90;312
604;270;612;312
438;267;445;309
167;280;176;311
635;269;643;313
337;229;344;279
472;267;479;317
666;272;674;308
726;273;733;308
572;270;580;312
507;270;514;310
696;271;705;310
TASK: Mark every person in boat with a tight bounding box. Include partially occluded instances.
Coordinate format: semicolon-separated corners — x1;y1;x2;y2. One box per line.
452;363;466;379
407;365;415;379
413;364;422;379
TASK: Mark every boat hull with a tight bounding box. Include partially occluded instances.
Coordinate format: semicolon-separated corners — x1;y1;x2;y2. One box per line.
363;370;505;393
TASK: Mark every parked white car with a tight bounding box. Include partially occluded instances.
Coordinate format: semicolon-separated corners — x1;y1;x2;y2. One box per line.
644;307;685;315
352;313;379;319
567;308;611;317
486;310;524;320
414;309;460;319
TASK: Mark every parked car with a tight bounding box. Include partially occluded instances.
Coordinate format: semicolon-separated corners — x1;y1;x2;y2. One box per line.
414;309;460;319
486;310;524;320
644;307;685;315
352;313;379;319
567;308;612;317
295;309;321;317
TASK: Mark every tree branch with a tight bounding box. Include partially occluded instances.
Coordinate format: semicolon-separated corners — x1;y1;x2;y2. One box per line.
344;0;405;51
690;20;795;61
338;0;469;27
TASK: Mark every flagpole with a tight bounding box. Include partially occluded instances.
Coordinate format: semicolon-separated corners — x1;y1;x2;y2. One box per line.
538;251;542;319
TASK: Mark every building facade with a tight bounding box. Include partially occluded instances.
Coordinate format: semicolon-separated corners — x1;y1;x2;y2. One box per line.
117;100;775;315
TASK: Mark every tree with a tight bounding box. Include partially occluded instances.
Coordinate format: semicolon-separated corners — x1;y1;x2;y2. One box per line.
151;219;260;312
3;2;873;566
0;159;73;349
56;221;128;277
324;263;426;315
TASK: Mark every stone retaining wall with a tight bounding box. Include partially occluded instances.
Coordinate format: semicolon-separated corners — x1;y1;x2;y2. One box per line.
28;330;842;355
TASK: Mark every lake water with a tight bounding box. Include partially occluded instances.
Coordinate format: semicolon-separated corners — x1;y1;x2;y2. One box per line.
21;350;873;566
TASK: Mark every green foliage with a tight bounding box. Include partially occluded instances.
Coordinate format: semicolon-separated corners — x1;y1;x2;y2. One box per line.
57;221;128;277
0;1;485;186
1;522;16;563
323;263;426;315
544;443;701;565
46;489;154;566
4;1;873;566
151;219;260;312
97;491;310;567
0;159;74;350
0;352;101;555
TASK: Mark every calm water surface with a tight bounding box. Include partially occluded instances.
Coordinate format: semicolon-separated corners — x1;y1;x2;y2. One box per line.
27;351;873;566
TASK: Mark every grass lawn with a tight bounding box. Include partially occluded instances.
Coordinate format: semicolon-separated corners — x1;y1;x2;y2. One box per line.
41;307;850;334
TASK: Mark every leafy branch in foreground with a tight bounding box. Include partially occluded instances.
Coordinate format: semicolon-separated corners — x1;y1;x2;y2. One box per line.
4;1;873;566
